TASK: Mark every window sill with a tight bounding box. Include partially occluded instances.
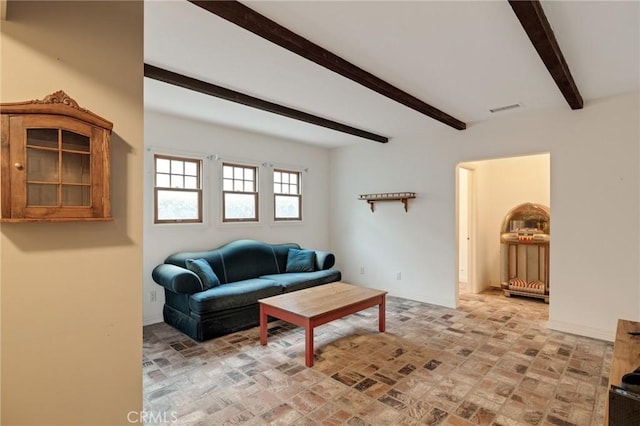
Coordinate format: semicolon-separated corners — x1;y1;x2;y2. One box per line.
152;220;208;229
217;220;263;229
270;220;304;227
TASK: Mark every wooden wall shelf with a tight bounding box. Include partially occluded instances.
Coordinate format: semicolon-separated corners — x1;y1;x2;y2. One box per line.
358;192;416;212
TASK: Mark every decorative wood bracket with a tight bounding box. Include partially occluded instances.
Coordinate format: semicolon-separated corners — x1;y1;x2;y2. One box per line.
1;90;112;130
358;192;416;213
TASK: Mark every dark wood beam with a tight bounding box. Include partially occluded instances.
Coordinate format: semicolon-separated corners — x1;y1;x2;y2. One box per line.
509;0;583;109
187;0;466;130
144;64;389;143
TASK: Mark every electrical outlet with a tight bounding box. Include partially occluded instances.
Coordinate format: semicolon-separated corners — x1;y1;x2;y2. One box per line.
396;272;402;280
360;266;365;275
150;290;157;302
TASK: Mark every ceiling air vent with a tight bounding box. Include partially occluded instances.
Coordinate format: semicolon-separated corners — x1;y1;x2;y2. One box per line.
489;103;521;113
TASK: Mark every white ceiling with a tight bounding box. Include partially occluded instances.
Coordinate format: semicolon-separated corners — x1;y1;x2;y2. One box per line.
144;0;640;148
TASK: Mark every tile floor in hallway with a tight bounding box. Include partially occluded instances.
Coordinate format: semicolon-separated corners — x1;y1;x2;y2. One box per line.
143;288;612;425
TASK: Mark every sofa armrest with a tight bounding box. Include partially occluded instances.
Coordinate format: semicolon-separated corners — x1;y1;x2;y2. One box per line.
315;251;335;270
152;264;204;295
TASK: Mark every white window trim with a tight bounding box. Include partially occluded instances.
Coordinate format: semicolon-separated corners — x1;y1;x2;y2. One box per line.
220;161;261;224
147;147;211;228
273;168;303;222
264;163;307;226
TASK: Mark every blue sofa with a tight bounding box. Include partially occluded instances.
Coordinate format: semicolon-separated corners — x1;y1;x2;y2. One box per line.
152;239;341;341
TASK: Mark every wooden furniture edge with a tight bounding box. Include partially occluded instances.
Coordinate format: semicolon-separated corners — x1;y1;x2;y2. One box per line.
605;318;640;425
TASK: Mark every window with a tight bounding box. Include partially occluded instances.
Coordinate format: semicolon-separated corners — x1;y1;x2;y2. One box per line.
154;155;202;223
222;163;258;222
273;169;301;221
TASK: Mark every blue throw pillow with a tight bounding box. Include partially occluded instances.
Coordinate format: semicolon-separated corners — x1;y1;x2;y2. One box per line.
185;258;220;290
285;248;316;272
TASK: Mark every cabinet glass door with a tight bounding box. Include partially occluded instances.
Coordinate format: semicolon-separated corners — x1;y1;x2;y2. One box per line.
61;130;91;206
25;128;92;207
26;128;59;206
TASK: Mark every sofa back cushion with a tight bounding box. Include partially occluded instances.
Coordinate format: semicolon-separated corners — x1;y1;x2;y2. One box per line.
164;240;300;284
285;248;316;272
214;240;296;283
185;258;221;289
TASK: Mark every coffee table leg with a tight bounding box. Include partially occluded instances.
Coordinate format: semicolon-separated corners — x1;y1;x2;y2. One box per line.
260;304;268;345
305;321;314;367
379;296;386;332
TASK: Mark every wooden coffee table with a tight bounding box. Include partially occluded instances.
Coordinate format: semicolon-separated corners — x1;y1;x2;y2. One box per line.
259;282;387;367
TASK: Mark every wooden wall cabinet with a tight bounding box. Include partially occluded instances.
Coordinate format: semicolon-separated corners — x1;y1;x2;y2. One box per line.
0;91;112;222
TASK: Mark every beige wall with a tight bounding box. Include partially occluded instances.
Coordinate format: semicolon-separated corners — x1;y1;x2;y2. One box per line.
1;2;143;425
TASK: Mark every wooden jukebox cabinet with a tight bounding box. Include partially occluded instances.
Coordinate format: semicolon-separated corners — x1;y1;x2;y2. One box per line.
500;203;550;303
0;91;112;222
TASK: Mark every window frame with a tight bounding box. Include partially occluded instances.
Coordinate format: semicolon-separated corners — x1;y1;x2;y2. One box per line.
273;168;302;222
222;162;259;223
153;154;203;224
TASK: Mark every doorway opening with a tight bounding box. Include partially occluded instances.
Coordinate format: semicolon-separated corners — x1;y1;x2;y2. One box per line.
457;166;473;295
456;153;551;303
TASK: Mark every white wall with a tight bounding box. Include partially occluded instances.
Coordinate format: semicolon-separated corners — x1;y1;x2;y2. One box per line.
466;154;550;291
330;92;639;341
143;110;332;325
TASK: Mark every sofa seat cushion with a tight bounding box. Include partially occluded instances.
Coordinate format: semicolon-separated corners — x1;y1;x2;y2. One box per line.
261;270;342;293
189;278;282;314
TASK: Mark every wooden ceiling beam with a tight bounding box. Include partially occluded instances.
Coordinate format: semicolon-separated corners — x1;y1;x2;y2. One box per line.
187;0;466;130
144;64;389;143
509;0;583;110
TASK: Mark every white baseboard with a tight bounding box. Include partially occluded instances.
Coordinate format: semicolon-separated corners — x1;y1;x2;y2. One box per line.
547;319;615;342
143;313;164;327
390;290;456;309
